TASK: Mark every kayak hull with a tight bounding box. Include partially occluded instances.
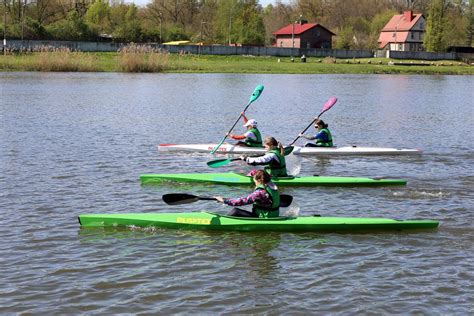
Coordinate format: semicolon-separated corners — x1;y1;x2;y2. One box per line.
158;143;422;156
78;212;439;232
140;172;407;187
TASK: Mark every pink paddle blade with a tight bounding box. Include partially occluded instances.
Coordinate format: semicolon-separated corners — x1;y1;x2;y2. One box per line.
322;96;337;113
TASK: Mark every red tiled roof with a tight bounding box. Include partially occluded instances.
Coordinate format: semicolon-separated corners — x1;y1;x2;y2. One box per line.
273;23;335;36
379;41;389;49
381;11;423;32
378;31;409;47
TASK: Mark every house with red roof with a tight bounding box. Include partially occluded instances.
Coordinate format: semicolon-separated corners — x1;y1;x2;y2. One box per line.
378;11;426;51
273;20;335;49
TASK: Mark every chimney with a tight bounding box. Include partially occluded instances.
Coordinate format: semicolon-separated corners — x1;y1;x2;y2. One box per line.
299;19;308;25
404;11;413;22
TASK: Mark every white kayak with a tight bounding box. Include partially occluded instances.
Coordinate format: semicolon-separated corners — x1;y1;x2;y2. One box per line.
158;143;422;156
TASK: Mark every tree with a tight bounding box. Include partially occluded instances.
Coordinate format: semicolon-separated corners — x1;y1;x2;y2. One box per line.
424;0;448;52
263;2;296;46
236;0;265;45
468;0;474;46
335;25;354;49
46;10;93;40
442;0;471;47
113;4;142;42
85;0;111;35
368;9;397;49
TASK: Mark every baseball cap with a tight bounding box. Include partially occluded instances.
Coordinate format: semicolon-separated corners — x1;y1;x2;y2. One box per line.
244;119;258;127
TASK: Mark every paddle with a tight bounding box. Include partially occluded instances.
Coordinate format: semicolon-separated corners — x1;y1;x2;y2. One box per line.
210;85;265;154
207;157;241;168
288;96;338;147
207;146;294;168
163;193;293;207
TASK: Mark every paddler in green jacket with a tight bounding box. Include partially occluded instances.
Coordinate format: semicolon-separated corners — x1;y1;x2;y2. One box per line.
241;136;288;178
299;119;333;147
227;113;263;147
216;170;280;218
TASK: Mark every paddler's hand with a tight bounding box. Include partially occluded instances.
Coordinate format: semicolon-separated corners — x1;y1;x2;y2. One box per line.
298;133;305;138
215;196;225;203
240;155;248;161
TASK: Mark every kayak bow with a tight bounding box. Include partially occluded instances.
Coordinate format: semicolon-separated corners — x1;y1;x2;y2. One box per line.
78;212;439;232
140;172;407;187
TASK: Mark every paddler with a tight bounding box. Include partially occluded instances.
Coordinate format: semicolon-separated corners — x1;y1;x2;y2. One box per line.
241;136;288;178
216;170;280;218
298;118;333;147
227;113;263;147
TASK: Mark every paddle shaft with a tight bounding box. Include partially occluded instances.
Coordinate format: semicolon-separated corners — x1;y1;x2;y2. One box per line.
211;102;253;154
163;193;292;207
289;97;336;146
207;157;242;168
211;85;264;154
198;197;218;201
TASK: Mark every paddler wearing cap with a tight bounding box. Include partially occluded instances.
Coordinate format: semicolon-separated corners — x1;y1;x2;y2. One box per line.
227;113;263;147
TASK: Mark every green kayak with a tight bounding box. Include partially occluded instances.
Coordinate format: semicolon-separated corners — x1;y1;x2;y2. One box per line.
140;172;407;187
78;212;439;232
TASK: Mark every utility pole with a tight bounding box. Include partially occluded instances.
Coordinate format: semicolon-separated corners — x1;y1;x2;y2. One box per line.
198;20;206;57
159;12;163;45
3;0;6;55
228;15;231;45
21;0;25;41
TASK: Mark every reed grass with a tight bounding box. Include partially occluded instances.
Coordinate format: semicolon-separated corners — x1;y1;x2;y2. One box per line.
1;48;472;75
1;46;99;72
116;44;170;72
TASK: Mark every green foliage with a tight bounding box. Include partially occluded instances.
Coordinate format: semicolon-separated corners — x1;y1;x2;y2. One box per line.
141;28;162;43
113;5;142;42
367;9;397;50
46;11;94;41
1;0;472;50
214;0;240;44
237;0;265;45
335;26;354;49
166;25;189;41
424;0;448;52
85;0;112;34
24;18;49;40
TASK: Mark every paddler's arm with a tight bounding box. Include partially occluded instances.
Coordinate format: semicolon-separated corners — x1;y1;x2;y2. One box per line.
241;112;248;123
243;153;278;166
228;133;246;140
299;133;316;140
218;190;265;206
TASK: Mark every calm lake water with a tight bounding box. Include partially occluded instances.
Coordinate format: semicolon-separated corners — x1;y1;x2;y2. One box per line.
1;72;473;314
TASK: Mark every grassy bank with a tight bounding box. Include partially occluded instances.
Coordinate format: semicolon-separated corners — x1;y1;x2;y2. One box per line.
1;49;472;75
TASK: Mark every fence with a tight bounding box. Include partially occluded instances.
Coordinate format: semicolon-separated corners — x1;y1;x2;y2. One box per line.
1;39;470;61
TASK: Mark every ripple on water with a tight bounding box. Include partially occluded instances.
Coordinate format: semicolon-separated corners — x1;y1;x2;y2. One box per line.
1;73;473;314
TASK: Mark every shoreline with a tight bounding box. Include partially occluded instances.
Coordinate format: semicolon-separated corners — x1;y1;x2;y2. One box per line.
1;52;473;75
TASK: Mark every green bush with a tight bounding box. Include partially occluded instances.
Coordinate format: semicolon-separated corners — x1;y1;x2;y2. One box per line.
46;12;95;41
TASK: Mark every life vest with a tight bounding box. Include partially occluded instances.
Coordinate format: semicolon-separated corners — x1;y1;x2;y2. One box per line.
315;128;333;147
244;127;263;147
252;184;280;218
264;149;288;177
